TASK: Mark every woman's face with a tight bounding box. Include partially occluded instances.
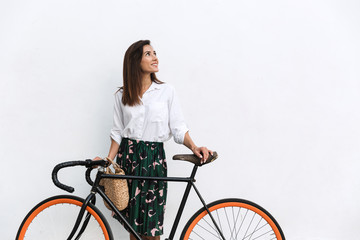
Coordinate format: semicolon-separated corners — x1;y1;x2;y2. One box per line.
140;45;159;74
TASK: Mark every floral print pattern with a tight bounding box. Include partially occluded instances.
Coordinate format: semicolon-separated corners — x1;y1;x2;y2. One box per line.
114;138;167;237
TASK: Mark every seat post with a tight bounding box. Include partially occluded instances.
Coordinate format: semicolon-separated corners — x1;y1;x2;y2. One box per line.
189;164;198;179
167;165;198;240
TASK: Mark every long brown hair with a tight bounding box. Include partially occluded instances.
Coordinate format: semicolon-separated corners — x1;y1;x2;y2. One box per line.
121;40;163;106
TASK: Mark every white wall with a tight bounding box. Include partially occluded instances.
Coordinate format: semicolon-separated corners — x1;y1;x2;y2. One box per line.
1;0;360;239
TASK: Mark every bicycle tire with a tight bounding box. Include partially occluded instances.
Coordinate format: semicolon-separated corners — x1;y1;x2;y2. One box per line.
16;195;113;240
180;198;285;240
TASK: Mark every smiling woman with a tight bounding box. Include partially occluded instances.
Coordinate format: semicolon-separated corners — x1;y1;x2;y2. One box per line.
94;40;213;240
140;45;159;75
121;40;164;106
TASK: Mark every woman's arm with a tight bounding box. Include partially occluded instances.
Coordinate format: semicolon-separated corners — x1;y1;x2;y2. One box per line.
107;138;120;160
183;131;213;164
94;92;123;161
93;138;119;161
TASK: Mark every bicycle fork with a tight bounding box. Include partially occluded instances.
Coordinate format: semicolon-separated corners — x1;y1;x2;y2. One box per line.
66;192;96;240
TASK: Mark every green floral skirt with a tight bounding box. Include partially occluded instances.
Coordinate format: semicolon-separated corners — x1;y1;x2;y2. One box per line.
114;138;167;237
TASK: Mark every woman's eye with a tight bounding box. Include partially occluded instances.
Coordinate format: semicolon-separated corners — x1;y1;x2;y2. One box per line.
145;52;150;56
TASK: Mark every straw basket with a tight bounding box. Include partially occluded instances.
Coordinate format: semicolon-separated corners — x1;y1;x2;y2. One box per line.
99;157;129;211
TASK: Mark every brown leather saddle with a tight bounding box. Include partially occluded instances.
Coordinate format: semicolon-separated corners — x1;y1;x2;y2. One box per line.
172;151;218;166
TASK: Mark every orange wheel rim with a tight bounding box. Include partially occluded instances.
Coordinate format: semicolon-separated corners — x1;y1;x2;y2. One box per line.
184;201;282;240
18;198;110;240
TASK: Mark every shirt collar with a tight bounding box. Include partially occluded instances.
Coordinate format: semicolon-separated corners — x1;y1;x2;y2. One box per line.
146;82;161;93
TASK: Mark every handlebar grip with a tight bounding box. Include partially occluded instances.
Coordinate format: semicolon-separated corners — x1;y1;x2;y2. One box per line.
52;161;86;193
52;159;108;192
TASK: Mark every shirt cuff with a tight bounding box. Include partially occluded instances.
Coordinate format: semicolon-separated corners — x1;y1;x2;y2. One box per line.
173;126;189;144
110;131;121;145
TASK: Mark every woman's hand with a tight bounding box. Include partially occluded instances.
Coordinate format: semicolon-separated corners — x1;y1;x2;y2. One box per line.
191;146;213;164
91;156;104;168
183;131;213;164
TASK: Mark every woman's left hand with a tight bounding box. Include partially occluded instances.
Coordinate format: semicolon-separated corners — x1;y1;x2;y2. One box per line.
183;132;213;164
192;146;213;164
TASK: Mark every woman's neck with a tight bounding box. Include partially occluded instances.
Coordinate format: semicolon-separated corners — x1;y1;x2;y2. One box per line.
141;74;152;96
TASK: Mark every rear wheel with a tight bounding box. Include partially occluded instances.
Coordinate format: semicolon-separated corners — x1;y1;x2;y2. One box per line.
181;198;285;240
16;195;113;240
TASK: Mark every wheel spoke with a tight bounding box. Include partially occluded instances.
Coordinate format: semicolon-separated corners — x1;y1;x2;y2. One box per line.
236;209;248;239
195;221;222;238
242;212;256;240
224;205;233;239
216;209;223;238
230;206;241;239
242;221;271;239
191;229;207;239
202;214;223;235
248;229;273;240
248;217;263;240
181;199;284;240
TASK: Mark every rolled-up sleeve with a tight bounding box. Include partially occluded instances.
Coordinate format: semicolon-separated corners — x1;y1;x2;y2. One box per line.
110;92;124;145
168;86;189;144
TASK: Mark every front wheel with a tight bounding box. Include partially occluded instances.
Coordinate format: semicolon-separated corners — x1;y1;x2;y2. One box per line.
16;195;113;240
181;198;285;240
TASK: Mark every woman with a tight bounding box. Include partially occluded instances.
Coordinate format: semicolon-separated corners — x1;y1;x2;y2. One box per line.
95;40;212;240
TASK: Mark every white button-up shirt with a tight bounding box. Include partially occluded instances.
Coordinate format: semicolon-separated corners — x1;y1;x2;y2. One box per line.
110;82;189;145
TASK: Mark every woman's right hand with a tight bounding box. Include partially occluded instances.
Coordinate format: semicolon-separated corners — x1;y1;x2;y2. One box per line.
92;156;104;168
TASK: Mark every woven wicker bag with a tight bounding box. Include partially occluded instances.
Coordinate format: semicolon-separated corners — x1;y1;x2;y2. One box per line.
99;157;129;211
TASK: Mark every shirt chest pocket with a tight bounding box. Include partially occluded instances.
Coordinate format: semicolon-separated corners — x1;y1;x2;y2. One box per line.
148;101;167;122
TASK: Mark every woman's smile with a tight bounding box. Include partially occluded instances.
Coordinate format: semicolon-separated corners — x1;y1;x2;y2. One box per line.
141;45;159;73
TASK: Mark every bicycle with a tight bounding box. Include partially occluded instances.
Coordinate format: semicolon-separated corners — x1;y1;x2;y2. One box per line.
16;152;285;240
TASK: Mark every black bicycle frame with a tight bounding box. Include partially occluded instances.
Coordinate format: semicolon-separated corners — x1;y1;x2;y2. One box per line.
71;164;225;240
